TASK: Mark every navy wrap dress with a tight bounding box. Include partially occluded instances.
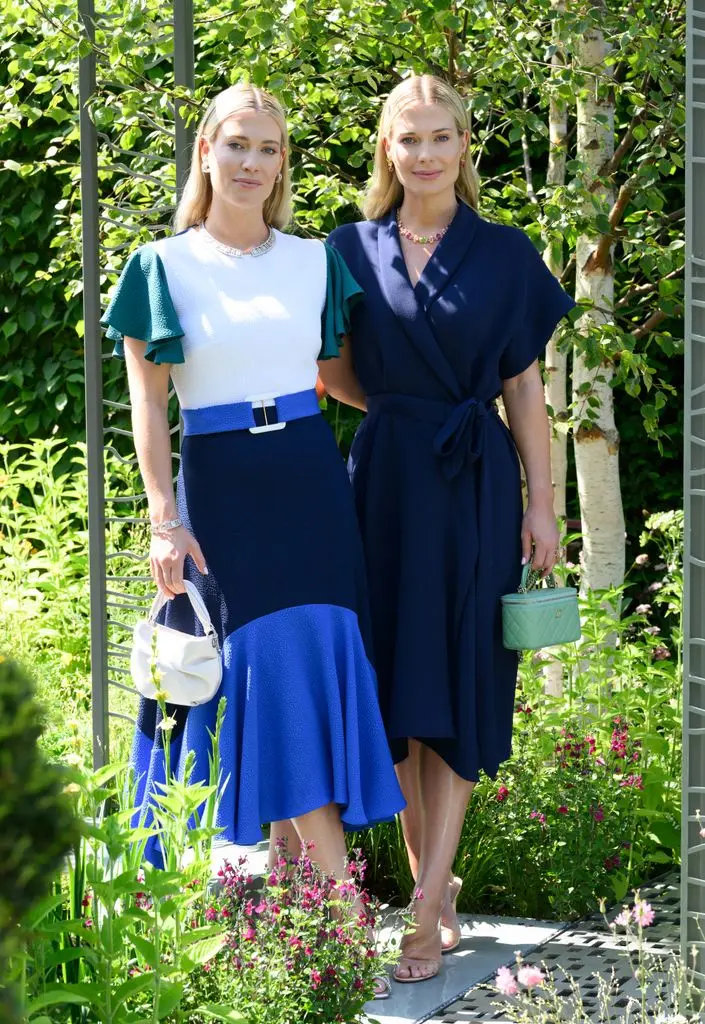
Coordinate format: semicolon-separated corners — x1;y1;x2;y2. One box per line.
327;202;575;782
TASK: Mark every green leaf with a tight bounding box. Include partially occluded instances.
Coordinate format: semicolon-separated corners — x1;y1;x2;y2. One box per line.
156;980;184;1019
181;932;228;970
113;971;154;1011
200;1008;248;1023
27;983;99;1014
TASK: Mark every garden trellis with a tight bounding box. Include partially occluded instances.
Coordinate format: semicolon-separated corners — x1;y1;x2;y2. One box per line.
683;0;705;985
76;0;702;981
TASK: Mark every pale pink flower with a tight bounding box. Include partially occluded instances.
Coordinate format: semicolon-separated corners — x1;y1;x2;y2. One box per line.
496;965;518;996
635;603;651;614
517;965;545;988
633;900;655;927
635;553;649;566
699;827;705;839
614;908;632;927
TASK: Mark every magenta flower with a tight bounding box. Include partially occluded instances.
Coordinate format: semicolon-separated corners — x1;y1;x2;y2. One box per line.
517;965;545;988
619;774;644;790
243;925;257;941
652;646;670;661
614;908;632;927
496;965;519;996
205;906;217;922
530;810;546;825
413;886;425;901
591;805;605;823
83;918;93;929
633;900;655;927
311;968;322;989
557;805;569;815
496;785;509;802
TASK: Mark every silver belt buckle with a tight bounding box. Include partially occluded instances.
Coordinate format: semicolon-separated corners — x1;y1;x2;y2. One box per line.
246;393;287;434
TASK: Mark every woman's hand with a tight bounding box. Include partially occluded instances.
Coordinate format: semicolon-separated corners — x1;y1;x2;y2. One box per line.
521;502;560;576
150;526;208;599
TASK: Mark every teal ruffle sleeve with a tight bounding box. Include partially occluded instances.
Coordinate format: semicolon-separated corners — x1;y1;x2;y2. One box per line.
100;245;185;364
319;243;364;360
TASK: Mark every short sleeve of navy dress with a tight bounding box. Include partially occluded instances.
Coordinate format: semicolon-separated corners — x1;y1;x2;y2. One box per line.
100;227;405;865
327;202;576;783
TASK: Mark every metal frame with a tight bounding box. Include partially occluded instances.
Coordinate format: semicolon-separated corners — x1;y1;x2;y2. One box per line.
683;0;705;983
78;1;194;768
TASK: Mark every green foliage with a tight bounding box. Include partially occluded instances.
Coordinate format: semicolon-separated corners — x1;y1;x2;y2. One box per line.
0;656;79;1022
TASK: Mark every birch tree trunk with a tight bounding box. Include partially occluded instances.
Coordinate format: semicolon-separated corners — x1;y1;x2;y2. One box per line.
542;0;568;696
573;9;625;594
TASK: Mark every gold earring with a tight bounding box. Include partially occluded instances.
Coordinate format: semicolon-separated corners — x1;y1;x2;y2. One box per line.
460;157;466;168
387;159;393;173
276;171;282;183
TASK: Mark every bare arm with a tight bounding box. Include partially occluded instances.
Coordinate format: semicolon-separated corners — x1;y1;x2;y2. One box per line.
124;337;206;597
502;359;559;574
317;338;367;412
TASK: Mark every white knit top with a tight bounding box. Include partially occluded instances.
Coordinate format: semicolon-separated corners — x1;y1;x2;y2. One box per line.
102;227;359;411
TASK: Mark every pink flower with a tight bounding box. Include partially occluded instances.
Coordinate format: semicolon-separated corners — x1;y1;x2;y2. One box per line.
413;886;425;901
652;646;670;661
635;553;649;566
619;774;644;790
633;900;655;927
205;907;217;922
699;827;705;839
530;810;546;825
496;785;510;802
591;805;605;823
614;908;632;927
517;965;545;988
636;603;651;614
645;626;661;635
243;925;257;941
495;965;518;996
310;968;322;989
83;918;93;929
557;805;569;815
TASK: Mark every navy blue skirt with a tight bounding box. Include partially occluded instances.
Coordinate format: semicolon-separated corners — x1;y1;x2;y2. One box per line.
131;413;405;862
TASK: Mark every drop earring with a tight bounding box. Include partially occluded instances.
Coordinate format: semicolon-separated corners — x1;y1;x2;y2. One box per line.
202;162;210;173
276;171;282;182
387;159;393;173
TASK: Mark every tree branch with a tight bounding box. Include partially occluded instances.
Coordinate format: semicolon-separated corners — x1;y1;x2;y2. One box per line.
631;307;680;341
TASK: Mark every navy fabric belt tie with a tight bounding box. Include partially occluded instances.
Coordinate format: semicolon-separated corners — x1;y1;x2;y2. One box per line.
182;388;321;437
367;393;491;480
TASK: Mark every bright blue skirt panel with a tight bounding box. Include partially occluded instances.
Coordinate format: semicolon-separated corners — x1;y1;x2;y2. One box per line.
130;416;404;862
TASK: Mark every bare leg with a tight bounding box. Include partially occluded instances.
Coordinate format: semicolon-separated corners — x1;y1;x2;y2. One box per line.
268;819;299;870
395;744;474;982
396;741;464;951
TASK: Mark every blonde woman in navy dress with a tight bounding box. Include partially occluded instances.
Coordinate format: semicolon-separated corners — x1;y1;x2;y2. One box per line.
325;75;575;983
101;85;404;963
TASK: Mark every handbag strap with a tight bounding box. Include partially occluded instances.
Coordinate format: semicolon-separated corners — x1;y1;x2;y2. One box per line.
518;563;558;594
147;580;217;636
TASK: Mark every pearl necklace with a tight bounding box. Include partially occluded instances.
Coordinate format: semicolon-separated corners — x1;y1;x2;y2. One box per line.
396;211;452;246
199;223;276;258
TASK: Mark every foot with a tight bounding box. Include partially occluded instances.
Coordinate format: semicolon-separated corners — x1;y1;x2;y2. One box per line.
394;898;442;984
372;975;391;999
440;875;462;954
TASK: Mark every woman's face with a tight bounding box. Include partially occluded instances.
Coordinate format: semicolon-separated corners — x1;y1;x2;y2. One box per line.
200;111;284;215
385;102;468;200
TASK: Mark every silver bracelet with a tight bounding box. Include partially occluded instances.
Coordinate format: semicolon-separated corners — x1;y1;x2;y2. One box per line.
150;517;183;536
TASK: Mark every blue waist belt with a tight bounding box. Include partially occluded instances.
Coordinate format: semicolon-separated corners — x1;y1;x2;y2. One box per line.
182;388;321;437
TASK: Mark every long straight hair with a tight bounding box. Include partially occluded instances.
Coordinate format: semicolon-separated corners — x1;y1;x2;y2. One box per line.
363;75;480;221
174;84;292;232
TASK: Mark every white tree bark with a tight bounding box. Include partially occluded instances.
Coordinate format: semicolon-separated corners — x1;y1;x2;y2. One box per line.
542;0;569;696
573;11;625;594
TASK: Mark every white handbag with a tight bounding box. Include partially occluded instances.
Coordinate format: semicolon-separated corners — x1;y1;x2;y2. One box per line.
131;580;223;707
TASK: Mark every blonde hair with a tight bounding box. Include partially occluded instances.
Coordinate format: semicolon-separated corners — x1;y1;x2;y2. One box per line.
362;75;480;221
174;83;292;232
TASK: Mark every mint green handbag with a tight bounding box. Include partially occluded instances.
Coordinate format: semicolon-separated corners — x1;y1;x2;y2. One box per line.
501;564;581;651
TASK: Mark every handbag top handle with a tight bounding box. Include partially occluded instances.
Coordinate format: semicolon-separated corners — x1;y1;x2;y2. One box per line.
147;580;217;636
518;564;558;594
